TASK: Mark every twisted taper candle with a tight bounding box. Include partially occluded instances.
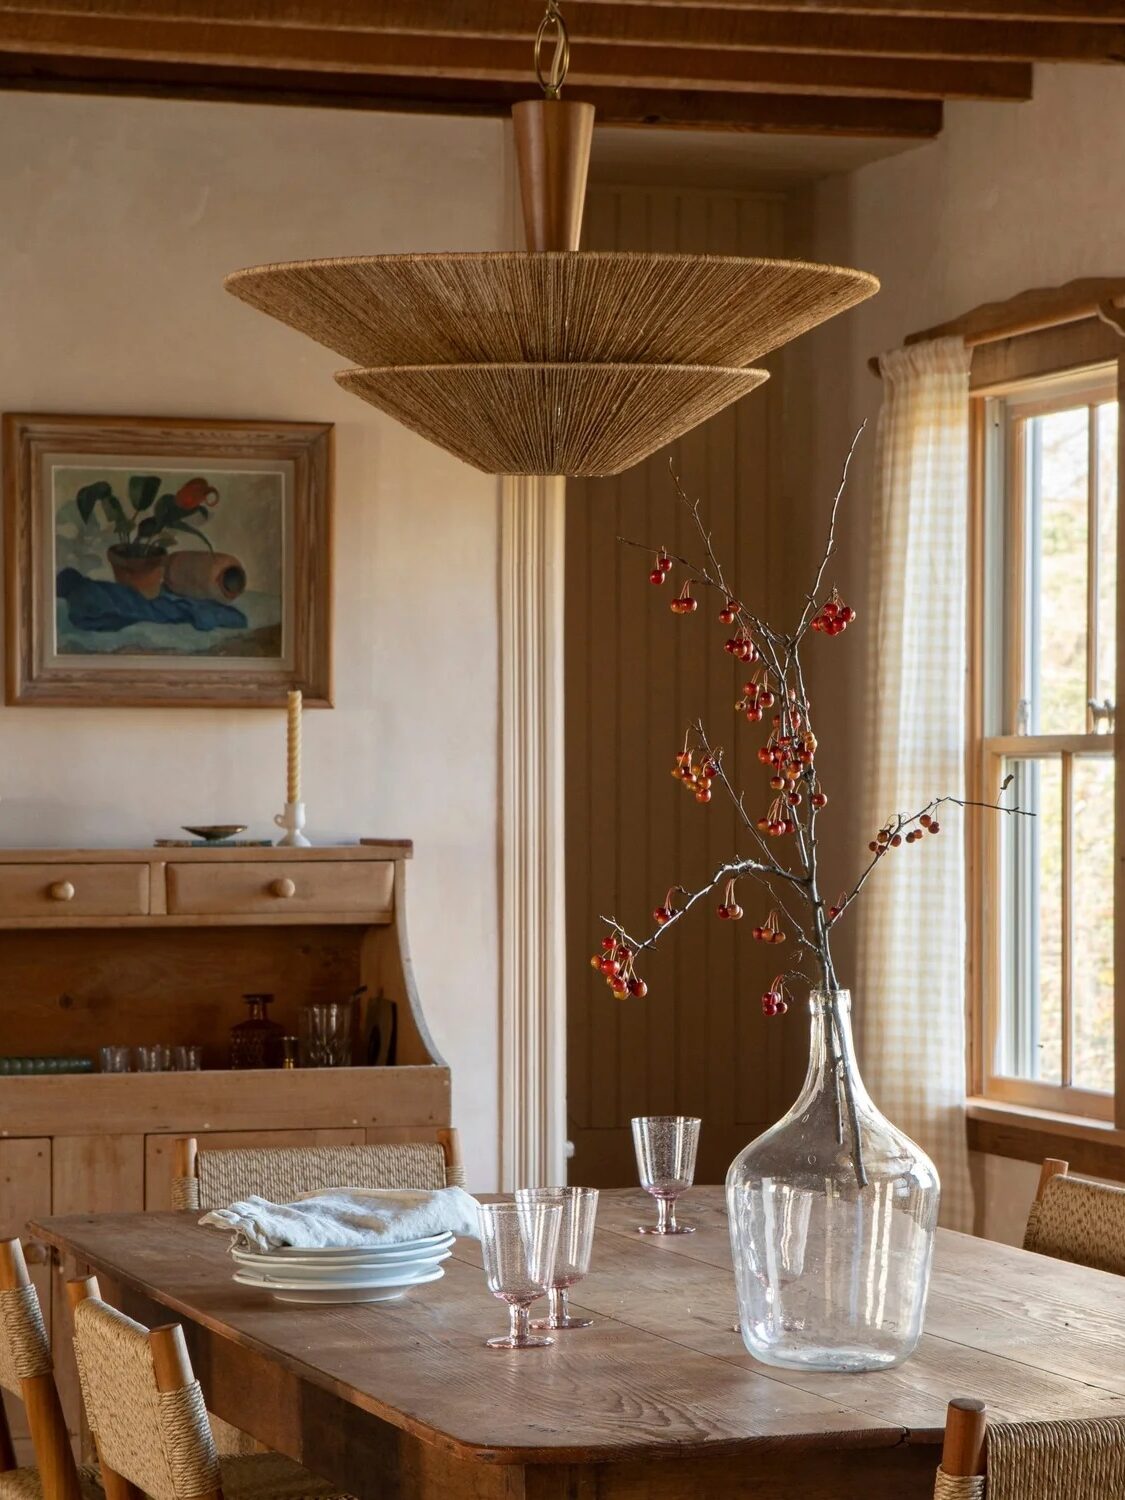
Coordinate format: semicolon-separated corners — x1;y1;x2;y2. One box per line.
286;689;302;804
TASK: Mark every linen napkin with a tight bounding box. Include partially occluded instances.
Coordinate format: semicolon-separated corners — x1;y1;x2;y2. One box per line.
201;1185;481;1253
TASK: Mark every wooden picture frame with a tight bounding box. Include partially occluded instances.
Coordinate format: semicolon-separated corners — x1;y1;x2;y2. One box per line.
4;413;333;707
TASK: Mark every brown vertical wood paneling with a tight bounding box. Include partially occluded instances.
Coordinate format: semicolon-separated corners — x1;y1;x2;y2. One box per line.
566;185;793;1186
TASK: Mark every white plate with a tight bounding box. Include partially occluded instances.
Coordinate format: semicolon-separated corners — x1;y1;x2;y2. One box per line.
268;1230;453;1254
235;1260;446;1289
232;1249;452;1282
232;1265;444;1304
233;1234;454;1269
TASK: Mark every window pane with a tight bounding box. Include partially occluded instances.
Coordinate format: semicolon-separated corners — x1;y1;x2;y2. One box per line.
1029;407;1089;734
997;757;1062;1083
1073;754;1115;1092
1096;401;1117;716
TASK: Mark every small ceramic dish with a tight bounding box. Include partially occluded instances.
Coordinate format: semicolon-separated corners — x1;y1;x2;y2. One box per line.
182;824;248;842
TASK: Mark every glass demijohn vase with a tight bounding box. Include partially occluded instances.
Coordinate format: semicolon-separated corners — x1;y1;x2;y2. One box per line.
727;990;939;1373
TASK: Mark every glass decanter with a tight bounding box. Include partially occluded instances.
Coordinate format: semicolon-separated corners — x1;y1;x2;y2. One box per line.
727;989;939;1373
229;993;284;1069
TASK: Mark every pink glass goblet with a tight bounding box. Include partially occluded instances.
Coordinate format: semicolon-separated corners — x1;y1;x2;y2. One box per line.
632;1115;700;1235
477;1200;562;1350
517;1187;599;1330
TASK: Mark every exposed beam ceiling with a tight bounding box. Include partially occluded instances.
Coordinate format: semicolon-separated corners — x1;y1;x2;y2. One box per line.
0;1;1118;139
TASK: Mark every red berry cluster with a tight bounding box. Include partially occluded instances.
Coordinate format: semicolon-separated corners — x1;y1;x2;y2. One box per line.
648;549;673;586
827;891;848;923
738;671;775;723
749;718;822;833
652;886;683;926
756;795;795;838
752;909;786;945
761;976;790;1018
716;878;743;921
811;589;856;636
589;935;648;1000
670;580;698;615
718;598;741;626
867;813;941;857
724;630;757;663
672;747;719;805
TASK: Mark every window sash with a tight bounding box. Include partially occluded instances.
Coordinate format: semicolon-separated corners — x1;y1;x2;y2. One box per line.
980;736;1114;1121
972;358;1119;1123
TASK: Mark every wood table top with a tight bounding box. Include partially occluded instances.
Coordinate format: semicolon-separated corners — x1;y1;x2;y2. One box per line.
33;1186;1125;1467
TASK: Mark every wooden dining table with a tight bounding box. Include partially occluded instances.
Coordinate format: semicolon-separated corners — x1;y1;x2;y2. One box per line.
34;1187;1125;1500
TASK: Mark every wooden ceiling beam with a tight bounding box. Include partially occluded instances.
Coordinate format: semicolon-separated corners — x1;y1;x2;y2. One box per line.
1;1;1119;63
2;0;1123;30
0;49;946;136
0;13;1034;100
578;0;1125;19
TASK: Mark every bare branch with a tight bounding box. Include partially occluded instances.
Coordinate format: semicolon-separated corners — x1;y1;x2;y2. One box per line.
795;422;866;645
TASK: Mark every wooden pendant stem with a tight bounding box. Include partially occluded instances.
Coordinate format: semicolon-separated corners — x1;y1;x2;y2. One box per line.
512;99;594;252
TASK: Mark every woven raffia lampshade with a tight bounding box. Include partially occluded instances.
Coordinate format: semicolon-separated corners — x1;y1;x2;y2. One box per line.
335;362;770;477
224;95;878;477
225;252;877;369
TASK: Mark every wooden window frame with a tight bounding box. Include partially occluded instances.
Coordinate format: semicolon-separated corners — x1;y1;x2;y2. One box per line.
967;319;1124;1141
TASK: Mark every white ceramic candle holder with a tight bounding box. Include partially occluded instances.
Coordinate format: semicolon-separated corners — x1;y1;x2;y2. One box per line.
274;801;311;847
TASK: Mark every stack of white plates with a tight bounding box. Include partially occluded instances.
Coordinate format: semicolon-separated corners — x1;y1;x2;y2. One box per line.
231;1232;454;1304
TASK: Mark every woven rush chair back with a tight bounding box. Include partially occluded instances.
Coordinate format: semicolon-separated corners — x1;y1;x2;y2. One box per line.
70;1288;221;1500
0;1239;80;1500
1022;1158;1125;1277
0;1241;51;1404
172;1129;464;1212
934;1397;1125;1498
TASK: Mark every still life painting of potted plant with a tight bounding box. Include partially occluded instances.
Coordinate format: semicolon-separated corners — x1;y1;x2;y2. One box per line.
61;468;278;651
4;414;332;706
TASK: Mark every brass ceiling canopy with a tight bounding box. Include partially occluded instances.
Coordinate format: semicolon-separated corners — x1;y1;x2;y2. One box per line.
225;1;878;477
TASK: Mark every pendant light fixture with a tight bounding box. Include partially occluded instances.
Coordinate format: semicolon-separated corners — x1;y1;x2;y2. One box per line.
226;2;877;478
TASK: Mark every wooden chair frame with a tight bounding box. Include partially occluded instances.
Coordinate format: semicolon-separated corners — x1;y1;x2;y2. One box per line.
170;1127;465;1205
0;1239;81;1500
66;1276;223;1500
941;1397;988;1481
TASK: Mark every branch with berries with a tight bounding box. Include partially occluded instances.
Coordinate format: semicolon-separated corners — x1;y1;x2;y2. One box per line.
590;430;1030;1186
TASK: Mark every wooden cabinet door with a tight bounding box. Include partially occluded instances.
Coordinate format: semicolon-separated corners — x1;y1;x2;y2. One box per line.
0;1138;51;1463
51;1135;145;1436
144;1128;367;1211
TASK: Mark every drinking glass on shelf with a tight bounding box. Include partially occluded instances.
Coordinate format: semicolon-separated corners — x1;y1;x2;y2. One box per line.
477;1200;561;1350
517;1186;599;1331
300;1000;354;1067
98;1045;130;1074
631;1116;700;1235
133;1045;169;1073
170;1045;202;1072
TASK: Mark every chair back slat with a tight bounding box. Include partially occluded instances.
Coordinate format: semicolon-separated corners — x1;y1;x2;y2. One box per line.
0;1241;81;1500
72;1297;221;1500
987;1415;1125;1499
935;1399;1125;1499
0;1280;51;1395
184;1140;451;1212
1023;1172;1125;1276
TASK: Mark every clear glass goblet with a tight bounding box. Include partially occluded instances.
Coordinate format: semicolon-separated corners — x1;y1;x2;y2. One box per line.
516;1187;599;1330
632;1115;700;1235
477;1200;562;1350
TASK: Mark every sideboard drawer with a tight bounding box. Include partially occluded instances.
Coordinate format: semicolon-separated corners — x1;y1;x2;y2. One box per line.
165;861;394;919
0;862;149;919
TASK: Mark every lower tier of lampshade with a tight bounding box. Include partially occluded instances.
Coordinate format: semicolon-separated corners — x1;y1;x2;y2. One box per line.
334;361;770;477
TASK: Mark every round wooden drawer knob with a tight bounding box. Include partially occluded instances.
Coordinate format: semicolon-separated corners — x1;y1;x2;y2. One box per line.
48;880;75;902
269;878;297;899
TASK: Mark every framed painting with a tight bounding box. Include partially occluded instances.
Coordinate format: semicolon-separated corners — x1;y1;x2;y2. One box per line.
4;414;333;707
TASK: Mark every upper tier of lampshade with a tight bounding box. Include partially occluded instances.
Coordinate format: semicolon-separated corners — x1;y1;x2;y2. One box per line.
225;251;878;371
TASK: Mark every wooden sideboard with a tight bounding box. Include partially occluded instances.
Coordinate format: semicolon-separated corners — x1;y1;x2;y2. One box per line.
0;841;450;1451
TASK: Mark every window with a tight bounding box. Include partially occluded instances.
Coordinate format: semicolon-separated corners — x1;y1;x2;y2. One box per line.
975;365;1117;1120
